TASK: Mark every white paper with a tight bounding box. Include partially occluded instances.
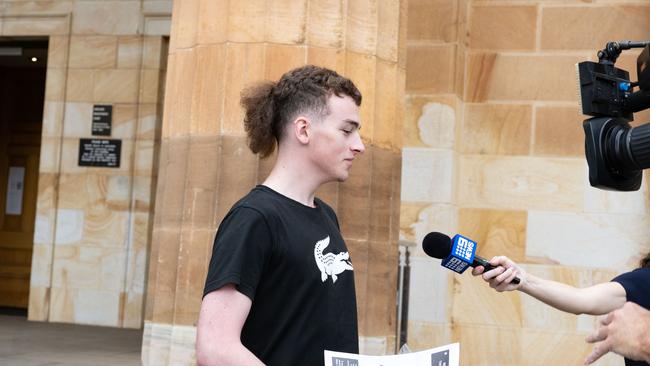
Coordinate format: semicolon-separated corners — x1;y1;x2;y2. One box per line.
5;166;25;215
325;342;459;366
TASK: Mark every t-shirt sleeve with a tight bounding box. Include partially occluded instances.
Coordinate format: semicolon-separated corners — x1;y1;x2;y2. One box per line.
203;206;273;301
611;268;650;309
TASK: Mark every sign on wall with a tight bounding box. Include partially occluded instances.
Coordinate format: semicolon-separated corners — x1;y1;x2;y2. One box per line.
78;138;121;168
91;104;112;136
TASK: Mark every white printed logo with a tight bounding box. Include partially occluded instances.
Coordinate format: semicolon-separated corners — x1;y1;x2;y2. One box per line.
454;236;475;261
313;236;353;283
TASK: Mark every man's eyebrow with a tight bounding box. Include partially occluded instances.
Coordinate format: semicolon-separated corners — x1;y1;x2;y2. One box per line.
344;119;361;129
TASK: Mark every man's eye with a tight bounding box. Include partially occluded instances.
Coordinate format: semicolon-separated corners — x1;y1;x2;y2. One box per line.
342;129;352;134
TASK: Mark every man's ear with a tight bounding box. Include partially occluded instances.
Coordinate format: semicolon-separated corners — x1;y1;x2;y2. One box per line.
294;116;310;145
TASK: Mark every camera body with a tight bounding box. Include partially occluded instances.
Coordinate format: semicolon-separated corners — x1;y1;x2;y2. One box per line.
578;41;650;191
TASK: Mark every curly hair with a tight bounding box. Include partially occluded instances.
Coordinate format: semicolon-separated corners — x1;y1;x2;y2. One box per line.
641;252;650;268
240;65;362;158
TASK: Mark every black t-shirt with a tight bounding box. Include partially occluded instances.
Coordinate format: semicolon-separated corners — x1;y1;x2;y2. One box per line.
203;185;359;365
612;267;650;366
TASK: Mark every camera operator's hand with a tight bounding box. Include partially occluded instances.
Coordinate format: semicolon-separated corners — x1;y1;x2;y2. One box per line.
585;302;650;364
471;256;526;292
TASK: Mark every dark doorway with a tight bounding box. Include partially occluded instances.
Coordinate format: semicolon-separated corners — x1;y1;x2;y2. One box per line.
0;38;48;311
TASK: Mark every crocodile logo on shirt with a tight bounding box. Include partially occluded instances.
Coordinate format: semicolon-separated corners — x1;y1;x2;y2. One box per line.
314;236;353;283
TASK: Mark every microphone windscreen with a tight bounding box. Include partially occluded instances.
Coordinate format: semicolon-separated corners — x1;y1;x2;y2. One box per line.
422;232;452;259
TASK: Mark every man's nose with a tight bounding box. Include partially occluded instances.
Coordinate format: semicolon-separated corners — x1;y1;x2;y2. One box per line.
352;132;365;154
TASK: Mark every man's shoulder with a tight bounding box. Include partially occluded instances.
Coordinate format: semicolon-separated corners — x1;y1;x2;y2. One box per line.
232;186;283;215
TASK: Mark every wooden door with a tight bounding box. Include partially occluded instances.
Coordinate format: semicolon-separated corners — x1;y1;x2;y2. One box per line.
0;62;45;309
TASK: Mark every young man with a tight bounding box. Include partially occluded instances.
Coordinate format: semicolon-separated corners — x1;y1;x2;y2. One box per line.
196;65;365;365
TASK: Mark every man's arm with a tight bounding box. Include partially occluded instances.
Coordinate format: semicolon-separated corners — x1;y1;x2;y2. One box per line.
472;256;627;315
196;284;265;366
585;301;650;364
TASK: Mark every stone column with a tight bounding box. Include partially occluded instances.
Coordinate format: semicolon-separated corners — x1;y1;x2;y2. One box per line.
142;1;406;364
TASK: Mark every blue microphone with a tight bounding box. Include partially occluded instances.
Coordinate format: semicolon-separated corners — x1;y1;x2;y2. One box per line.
422;232;521;284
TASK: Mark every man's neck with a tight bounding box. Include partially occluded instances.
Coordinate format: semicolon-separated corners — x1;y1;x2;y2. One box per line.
262;155;324;208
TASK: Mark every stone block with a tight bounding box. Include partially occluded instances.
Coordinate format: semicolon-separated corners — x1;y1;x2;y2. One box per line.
407;0;457;42
266;0;307;44
346;0;378;56
453;269;522;326
584;174;648;215
534;105;584;157
2;16;68;36
373;60;400;149
265;44;306;82
196;0;228;45
192;45;227;136
30;244;54;287
162;51;196;138
118;36;143;69
73;288;121;326
222;43;265;135
49;286;75;323
42;101;64;138
306;47;346;73
173;228;213;325
458;208;527;263
406;322;453;352
73;1;141;35
541;5;650;50
461;103;532;155
406;44;456;94
338;148;372;240
307;0;344;48
143;37;164;70
143;1;173;14
364;241;397;335
121;291;144;328
408;256;453;323
28;286;50;321
69;36;118;69
39;137;61;173
401;148;454;204
44;68;66;102
454;324;521;365
63;102;92;137
93;69;139;103
402;203;458;247
140;69;161;104
368;148;396;242
155;138;189;227
376;0;401;63
465;53;584;102
345;52;377;144
458;155;584;211
83;206;130;248
469;5;537;50
64;69;95;103
526;210;650;270
47;36;69;69
2;1;73;15
54;208;84;245
214;136;258;222
227;0;266;43
112;103;138;138
404;96;458;149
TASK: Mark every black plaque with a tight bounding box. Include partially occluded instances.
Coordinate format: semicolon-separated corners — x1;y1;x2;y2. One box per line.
92;105;112;136
78;139;121;168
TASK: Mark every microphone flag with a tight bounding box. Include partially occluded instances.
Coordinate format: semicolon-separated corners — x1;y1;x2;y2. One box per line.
441;234;477;274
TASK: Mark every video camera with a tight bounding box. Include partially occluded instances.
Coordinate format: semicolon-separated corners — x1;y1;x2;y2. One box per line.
577;40;650;191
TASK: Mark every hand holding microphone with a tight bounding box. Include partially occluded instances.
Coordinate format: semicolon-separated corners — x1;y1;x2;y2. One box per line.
471;255;526;292
422;232;524;288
